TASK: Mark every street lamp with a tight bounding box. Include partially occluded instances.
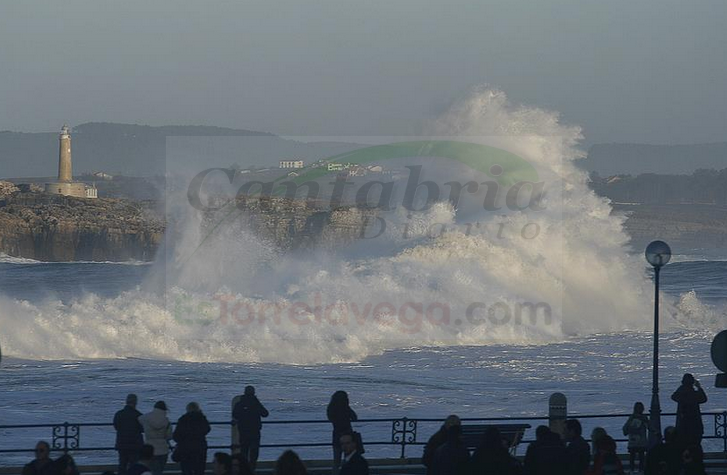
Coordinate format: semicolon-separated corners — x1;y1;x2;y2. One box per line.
645;240;671;447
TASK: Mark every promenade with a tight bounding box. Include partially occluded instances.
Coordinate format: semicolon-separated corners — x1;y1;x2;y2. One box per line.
3;407;726;473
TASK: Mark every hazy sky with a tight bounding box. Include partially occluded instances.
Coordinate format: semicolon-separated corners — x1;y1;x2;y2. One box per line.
1;0;726;145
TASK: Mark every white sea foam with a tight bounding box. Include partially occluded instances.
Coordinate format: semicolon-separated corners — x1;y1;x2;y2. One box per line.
0;88;715;364
0;253;151;266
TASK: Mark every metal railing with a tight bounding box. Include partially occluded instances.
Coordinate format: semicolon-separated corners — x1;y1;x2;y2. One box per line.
2;412;726;465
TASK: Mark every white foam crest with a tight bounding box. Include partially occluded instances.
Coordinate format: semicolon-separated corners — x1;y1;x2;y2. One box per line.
0;87;707;363
0;253;151;266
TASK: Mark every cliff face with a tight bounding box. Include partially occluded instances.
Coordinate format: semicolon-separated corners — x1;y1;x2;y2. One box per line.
0;191;377;262
202;196;378;250
0;192;164;262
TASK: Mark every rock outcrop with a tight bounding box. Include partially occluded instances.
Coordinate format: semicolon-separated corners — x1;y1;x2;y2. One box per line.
201;196;378;250
0;191;164;261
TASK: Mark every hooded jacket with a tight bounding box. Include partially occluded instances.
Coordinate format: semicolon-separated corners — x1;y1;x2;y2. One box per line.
139;408;173;456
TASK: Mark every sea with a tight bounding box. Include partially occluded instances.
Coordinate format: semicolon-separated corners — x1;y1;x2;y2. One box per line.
0;250;725;465
1;90;726;465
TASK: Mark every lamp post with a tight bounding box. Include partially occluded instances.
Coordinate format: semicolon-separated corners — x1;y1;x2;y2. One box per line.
645;240;671;447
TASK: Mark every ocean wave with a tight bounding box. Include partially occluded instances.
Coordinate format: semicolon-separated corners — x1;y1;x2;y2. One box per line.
0;254;151;266
0;87;709;364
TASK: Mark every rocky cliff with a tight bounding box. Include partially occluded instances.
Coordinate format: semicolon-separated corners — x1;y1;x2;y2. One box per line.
0;188;377;262
200;196;378;251
0;191;164;262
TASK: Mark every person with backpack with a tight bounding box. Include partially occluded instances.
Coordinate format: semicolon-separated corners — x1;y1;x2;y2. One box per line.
232;385;269;471
623;402;648;474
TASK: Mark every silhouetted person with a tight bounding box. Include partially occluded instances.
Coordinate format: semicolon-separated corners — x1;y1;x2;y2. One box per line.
127;445;155;475
679;444;706;475
430;425;470;475
53;454;80;475
589;427;607;457
671;373;707;449
622;402;648;473
524;428;569;475
327;391;358;475
338;432;368;475
139;401;172;475
564;419;590;475
523;426;551;474
173;402;211;475
645;426;680;475
22;441;54;475
232;385;269;471
589;435;624;475
231;453;254;475
470;426;522;475
422;415;461;474
114;394;144;475
274;450;308;475
213;452;233;475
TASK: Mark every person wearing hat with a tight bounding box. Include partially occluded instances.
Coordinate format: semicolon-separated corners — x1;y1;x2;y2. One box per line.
114;394;144;475
232;385;269;471
671;373;708;449
139;401;173;475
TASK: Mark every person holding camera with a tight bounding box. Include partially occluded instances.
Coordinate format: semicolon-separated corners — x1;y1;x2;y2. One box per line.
671;373;708;449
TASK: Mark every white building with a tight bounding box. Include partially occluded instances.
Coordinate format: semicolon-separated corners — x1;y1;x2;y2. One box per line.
279;160;305;169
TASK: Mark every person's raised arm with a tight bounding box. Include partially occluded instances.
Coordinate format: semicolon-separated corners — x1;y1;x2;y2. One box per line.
695;381;707;404
259;400;269;418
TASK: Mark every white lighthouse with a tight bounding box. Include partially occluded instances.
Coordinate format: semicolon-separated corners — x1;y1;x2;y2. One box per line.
45;125;97;198
58;125;73;182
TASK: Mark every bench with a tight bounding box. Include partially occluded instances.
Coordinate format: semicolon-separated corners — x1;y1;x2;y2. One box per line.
460;423;531;454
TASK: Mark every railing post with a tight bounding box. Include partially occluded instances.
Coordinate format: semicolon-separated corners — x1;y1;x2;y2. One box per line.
549;393;567;439
392;417;417;459
402;417;408;459
716;412;727;454
52;422;79;455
